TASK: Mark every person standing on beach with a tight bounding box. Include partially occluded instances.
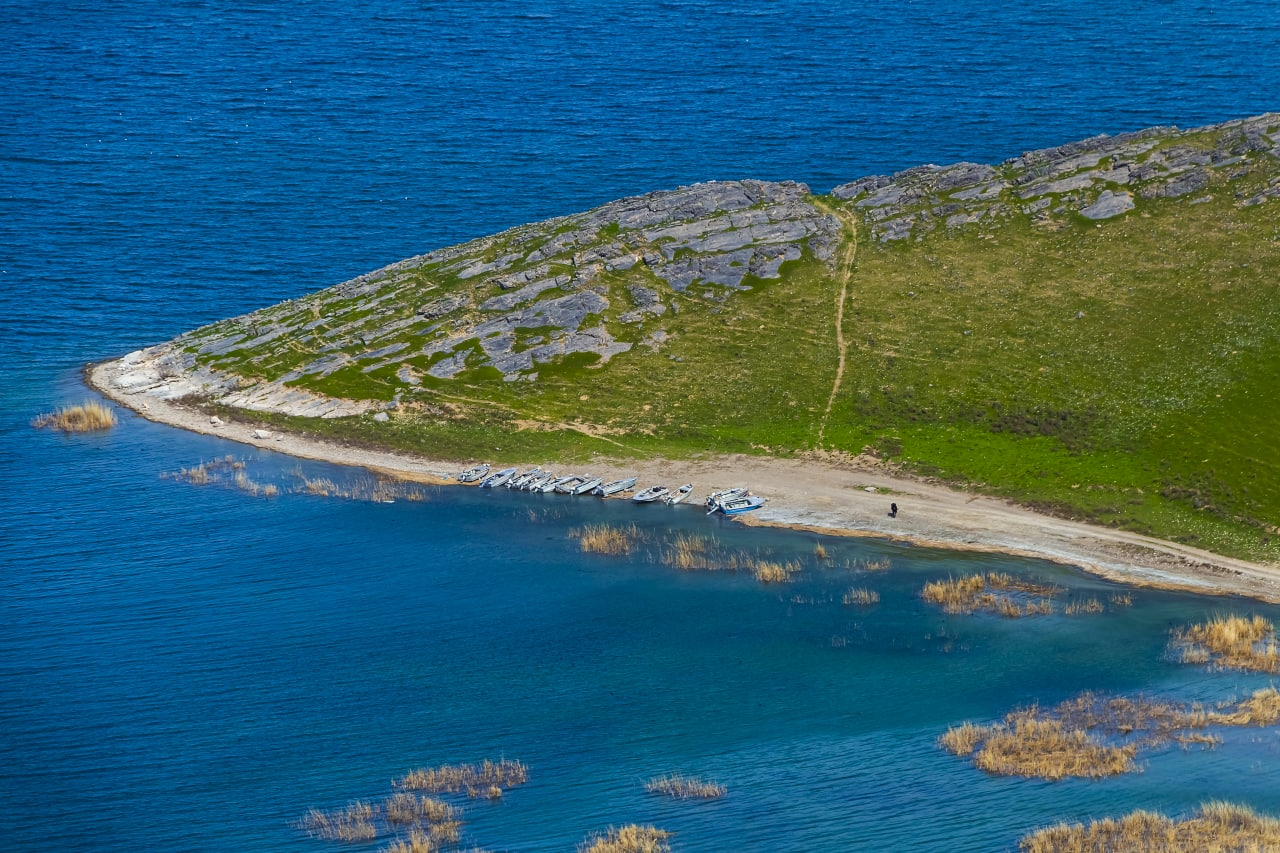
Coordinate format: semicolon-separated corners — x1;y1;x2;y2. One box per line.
889;502;898;518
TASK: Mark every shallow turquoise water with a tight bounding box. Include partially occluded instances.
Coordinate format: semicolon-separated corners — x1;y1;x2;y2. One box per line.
4;1;1280;849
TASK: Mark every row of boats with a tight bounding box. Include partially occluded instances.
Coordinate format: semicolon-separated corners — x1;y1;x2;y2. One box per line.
454;464;766;515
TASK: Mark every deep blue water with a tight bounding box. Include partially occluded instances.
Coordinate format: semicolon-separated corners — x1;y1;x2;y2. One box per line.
3;2;1279;850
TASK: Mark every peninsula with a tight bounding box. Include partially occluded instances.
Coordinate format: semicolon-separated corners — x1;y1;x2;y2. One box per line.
91;113;1280;600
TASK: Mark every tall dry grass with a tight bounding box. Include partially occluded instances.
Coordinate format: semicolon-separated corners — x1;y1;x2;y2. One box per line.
298;801;377;841
1174;614;1280;674
921;572;1058;616
578;825;671;853
843;587;880;606
395;759;528;795
573;524;641;555
33;401;117;432
644;774;726;799
753;560;797;584
1019;801;1280;852
1064;597;1104;615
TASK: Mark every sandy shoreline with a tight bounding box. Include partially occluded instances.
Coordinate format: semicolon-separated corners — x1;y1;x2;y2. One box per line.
88;358;1280;604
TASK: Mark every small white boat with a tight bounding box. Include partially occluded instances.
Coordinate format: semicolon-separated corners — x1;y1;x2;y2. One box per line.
507;467;543;489
525;471;555;491
573;476;603;495
595;476;637;496
480;467;517;488
705;487;748;510
633;485;670;503
713;495;766;515
537;474;566;493
457;463;491;484
554;474;589;494
665;483;694;505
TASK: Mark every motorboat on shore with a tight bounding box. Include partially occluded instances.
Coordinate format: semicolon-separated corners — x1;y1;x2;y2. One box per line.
554;474;589;494
507;467;543;489
665;483;694;505
595;477;637;496
573;476;603;495
705;487;748;510
712;495;766;515
524;471;555;491
457;463;491;484
480;467;517;488
633;485;670;503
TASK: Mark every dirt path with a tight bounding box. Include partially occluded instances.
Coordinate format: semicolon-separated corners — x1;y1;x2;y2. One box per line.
818;202;859;444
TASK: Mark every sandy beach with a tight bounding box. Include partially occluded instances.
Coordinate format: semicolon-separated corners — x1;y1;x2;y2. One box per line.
88;358;1280;604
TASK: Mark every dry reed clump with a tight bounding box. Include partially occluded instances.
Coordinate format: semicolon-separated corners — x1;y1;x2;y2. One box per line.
843;587;880;606
921;572;1058;617
813;542;829;560
383;793;456;826
752;559;802;584
1109;592;1133;607
383;828;437;853
1173;614;1280;674
972;714;1138;780
299;801;378;841
572;524;641;555
1064;597;1104;615
32;400;117;432
1018;801;1280;852
644;773;726;799
578;825;671;853
858;557;891;572
941;686;1280;782
395;759;528;796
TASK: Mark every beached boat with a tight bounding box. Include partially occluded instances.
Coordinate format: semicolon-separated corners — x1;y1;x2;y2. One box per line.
705;487;748;510
553;474;589;494
633;485;670;503
712;495;766;515
665;483;694;505
456;463;491;484
537;474;567;493
595;476;637;496
525;471;554;491
573;476;603;495
480;466;517;488
507;467;543;489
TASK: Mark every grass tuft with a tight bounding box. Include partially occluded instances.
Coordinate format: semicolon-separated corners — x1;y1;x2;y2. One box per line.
572;524;641;555
33;401;117;432
1019;801;1280;852
921;572;1058;616
842;587;880;606
644;774;726;800
1174;614;1280;674
578;825;671;853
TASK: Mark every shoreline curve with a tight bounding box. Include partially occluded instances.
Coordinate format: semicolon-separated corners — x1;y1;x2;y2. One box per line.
87;357;1280;604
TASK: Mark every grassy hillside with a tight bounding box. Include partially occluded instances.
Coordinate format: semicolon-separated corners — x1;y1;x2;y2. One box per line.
170;116;1280;562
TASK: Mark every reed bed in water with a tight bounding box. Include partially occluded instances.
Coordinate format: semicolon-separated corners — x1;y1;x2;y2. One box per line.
395;759;528;796
32;400;117;432
942;688;1280;780
1173;614;1280;674
843;587;880;606
572;524;642;555
753;560;799;584
1064;597;1104;615
299;801;378;841
644;774;726;799
1019;801;1280;852
578;825;671;853
921;572;1058;616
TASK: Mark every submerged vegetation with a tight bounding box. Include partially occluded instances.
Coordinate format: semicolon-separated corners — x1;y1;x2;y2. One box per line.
163;456;427;502
1019;801;1280;852
33;400;117;432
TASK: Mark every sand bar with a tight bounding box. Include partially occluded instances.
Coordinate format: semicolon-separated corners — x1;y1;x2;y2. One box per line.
88;359;1280;604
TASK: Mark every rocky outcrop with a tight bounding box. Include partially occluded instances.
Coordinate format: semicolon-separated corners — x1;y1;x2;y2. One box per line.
833;113;1280;242
95;114;1280;420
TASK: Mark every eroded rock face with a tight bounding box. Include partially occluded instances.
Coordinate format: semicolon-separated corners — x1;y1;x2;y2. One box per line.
832;113;1280;241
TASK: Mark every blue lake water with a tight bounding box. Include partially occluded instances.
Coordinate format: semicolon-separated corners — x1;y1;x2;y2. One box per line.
3;2;1280;850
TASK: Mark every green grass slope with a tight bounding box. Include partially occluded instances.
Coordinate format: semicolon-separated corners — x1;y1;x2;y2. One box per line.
178;117;1280;562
